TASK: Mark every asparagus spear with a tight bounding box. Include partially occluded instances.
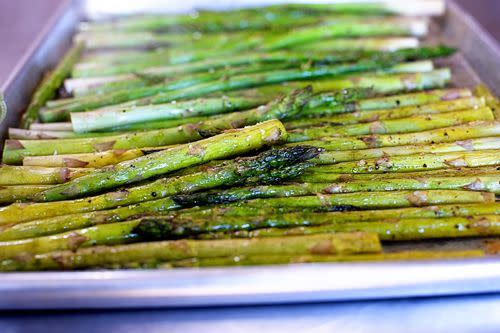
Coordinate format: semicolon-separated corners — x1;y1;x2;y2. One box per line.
4;88;310;163
286;96;485;128
313;137;500;163
0;165;92;185
262;19;428;50
287;107;494;142
29;122;73;131
0;233;381;271
19;42;84;129
0;92;6;124
22;149;149;168
0;145;319;225
211;68;447;105
286;121;500;151
475;84;500;119
162;250;485;268
298;167;500;183
70;95;268;133
309;149;500;173
216;215;500;242
8;128;117;140
30;117;208;133
0;185;52;204
292;37;420;52
223;190;494;210
303;88;471;114
289;68;451;95
178;202;500;222
266;2;444;16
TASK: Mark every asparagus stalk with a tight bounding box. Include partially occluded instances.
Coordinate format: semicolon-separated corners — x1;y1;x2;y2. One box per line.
287;107;494;142
179;202;500;222
292;37;420;52
286;121;500;151
313;137;500;163
163;250;484;268
224;190;494;210
303;88;471;114
0;165;92;185
286;96;485;128
309;149;500;173
8;128;117;140
0;185;52;204
22;149;149;168
217;215;500;242
0;145;319;225
298;167;500;183
19;42;84;129
133;213;499;241
0;233;381;271
29;117;209;133
74;30;263;51
0;92;6;124
262;19;428;50
266;2;445;16
475;84;500;119
70;96;268;133
29;122;73;131
290;68;452;95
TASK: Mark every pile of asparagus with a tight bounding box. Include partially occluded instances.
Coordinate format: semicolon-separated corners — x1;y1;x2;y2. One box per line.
1;1;499;271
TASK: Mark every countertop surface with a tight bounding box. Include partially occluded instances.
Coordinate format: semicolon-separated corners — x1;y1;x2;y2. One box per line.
0;1;499;332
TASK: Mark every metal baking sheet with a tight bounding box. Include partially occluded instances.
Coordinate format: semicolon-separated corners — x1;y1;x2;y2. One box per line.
1;0;500;310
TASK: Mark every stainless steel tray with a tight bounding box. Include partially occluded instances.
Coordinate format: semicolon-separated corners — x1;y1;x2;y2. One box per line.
1;0;499;310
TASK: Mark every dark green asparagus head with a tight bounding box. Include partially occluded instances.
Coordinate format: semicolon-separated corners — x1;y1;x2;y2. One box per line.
133;216;187;240
260;86;313;121
172;162;314;207
238;144;322;171
171;145;322;207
